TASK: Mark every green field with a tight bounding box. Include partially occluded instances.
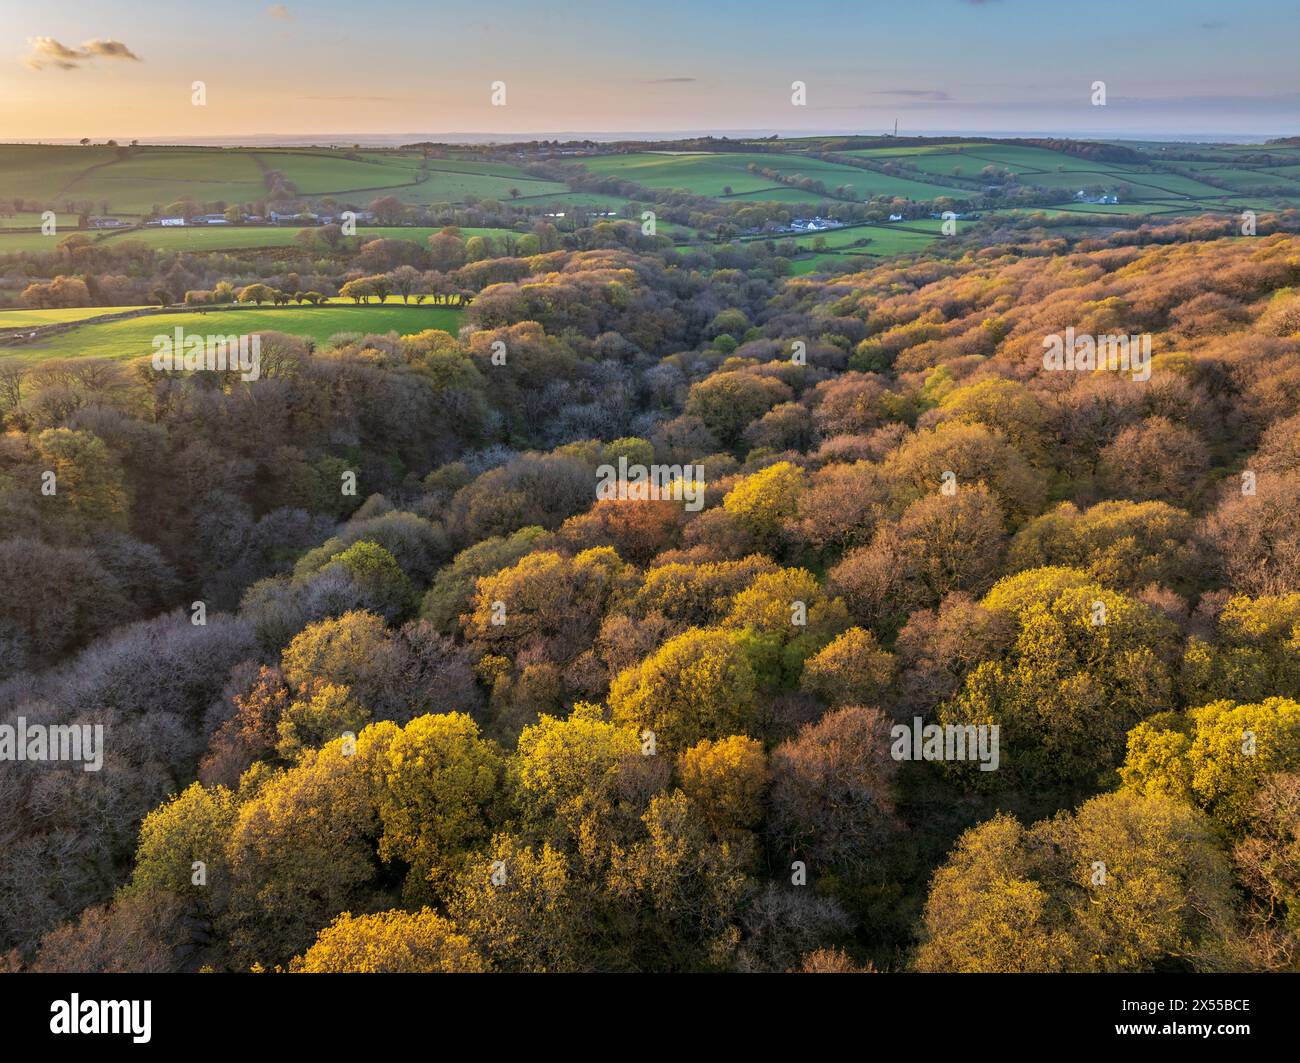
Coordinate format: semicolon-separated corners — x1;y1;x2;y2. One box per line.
52;150;268;213
521;191;641;212
884;144;1135;175
838;141;1002;158
0;144;572;215
0;305;152;329
252;151;418;195
580;153;780;196
257;151;575;203
0;224;526;255
0;211;80;229
1028;202;1187;217
10;139;1292;230
579;151;966;203
751;221;943;273
751;131;1300;275
0;230;101;252
397;156;549;179
0;305;464;363
0;144;123;202
106;224;513;252
388;166;569;205
831;140;1299;213
1176;165;1300;191
4;138;1294;275
721;187;839;205
768;221;940;249
1115;141;1300;162
1013;168;1229;199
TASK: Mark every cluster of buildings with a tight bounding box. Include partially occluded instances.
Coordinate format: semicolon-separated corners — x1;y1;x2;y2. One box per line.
785;216;842;233
158;213;230;227
139;209;377;228
1074;191;1120;204
736;216;846;238
542;210;620;220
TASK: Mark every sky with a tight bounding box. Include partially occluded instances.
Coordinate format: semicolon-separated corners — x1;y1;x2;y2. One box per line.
3;0;1298;142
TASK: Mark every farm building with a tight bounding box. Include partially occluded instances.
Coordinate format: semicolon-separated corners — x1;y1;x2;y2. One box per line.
270;210;321;225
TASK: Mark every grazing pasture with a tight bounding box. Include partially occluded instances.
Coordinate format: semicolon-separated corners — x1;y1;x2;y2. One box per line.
52;150;268;213
0;304;464;363
388;167;569;205
0;144;123;202
0;144;570;216
0;223;520;255
0;305;152;329
831;140;1292;213
579;151;966;202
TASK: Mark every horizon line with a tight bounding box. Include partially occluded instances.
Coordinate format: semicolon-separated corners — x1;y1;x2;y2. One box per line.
2;127;1292;147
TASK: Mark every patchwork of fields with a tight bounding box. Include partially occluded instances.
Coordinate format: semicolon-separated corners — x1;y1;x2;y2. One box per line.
2;137;1296;284
578;140;1300;218
579;150;966;202
770;222;950;273
833;139;1300;213
574;139;1299;274
0;145;568;218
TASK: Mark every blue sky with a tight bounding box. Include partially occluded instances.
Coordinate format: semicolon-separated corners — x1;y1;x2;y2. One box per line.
5;0;1298;139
